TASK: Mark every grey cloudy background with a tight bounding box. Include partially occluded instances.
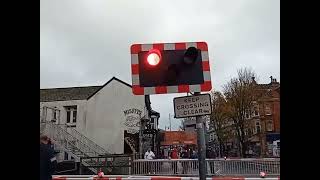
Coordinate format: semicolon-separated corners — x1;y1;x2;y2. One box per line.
40;0;280;130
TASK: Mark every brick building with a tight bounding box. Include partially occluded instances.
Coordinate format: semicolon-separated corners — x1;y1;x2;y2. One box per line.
247;76;280;157
207;76;280;158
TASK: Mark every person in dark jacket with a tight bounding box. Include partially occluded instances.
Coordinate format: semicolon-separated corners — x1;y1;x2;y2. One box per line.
47;138;54;150
40;135;57;180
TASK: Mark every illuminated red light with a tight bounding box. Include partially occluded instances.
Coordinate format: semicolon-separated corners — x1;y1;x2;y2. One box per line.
146;49;161;66
147;53;160;66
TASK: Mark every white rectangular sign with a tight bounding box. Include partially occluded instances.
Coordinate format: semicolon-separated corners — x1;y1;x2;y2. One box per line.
173;94;212;118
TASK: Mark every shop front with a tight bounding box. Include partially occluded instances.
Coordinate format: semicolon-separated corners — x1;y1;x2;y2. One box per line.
159;131;197;159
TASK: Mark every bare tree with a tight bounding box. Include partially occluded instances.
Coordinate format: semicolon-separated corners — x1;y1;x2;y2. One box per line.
223;68;257;157
209;91;234;157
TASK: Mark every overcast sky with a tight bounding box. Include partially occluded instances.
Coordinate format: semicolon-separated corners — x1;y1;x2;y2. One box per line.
40;0;280;130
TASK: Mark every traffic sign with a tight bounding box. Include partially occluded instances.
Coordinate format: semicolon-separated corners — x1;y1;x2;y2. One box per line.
130;42;212;95
173;93;212;118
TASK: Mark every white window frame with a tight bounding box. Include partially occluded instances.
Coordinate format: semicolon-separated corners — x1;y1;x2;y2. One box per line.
265;104;272;115
253;105;259;117
65;106;77;126
244;129;249;136
267;120;273;132
53;111;57;120
255;121;261;134
245;110;251;119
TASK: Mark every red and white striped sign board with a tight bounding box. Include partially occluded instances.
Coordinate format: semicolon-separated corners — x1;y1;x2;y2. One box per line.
130;42;212;95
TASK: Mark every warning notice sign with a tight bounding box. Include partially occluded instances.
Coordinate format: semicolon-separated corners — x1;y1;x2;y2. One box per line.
173;94;212;118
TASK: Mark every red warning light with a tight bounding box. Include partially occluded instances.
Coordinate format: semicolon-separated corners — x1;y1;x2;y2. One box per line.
146;49;161;66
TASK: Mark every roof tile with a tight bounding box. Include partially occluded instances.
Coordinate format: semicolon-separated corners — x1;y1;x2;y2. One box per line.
40;86;102;102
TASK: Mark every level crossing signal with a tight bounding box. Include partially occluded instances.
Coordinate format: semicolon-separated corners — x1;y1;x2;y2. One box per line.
130;42;212;95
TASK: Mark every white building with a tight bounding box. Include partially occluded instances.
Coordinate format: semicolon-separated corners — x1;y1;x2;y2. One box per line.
40;77;157;161
182;116;210;132
182;117;197;132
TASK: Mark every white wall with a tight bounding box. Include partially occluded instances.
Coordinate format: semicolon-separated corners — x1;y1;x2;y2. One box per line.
40;100;87;132
40;79;147;155
41;100;88;162
85;80;146;154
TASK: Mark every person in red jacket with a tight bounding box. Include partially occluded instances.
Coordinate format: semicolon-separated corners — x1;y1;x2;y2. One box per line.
170;147;179;174
171;147;179;159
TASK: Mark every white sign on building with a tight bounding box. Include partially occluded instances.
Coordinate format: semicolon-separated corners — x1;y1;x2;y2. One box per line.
173;94;212;118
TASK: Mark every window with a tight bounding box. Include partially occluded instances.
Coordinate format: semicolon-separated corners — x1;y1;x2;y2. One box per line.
53;111;57;119
248;128;252;136
209;133;214;142
233;130;237;136
265;104;272;115
64;152;69;160
244;129;252;137
253;106;259;117
65;106;77;125
73;111;77;123
245;110;251;119
246;113;250;119
256;121;261;133
66;111;71;123
267;120;273;131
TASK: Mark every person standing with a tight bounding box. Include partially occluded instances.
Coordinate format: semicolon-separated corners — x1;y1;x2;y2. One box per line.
180;148;188;174
144;148;155;174
144;148;155;160
170;147;179;174
40;135;57;180
171;147;179;159
163;148;169;159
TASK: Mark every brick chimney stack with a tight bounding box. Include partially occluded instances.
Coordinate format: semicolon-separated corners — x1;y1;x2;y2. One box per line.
252;76;256;84
270;76;278;83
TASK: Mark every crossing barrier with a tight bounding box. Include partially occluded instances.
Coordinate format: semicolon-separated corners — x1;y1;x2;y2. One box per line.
53;175;280;180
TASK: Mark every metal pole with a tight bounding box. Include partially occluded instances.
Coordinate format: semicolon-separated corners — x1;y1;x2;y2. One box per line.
139;125;143;159
194;92;207;180
139;111;144;159
169;114;172;131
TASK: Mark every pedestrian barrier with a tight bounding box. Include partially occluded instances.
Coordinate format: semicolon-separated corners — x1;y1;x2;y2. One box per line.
52;158;279;179
132;159;280;177
53;175;279;180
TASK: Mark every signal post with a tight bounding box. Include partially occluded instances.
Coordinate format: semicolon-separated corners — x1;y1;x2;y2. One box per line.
130;42;212;180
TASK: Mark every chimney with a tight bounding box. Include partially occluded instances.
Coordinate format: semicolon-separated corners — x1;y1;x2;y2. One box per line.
252;76;256;84
270;76;279;86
